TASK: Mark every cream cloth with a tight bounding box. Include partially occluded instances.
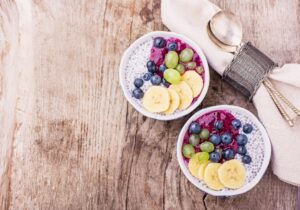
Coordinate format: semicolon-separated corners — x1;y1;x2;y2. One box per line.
162;0;300;186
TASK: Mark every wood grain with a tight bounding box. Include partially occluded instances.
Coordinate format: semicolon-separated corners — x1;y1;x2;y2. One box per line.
0;0;298;209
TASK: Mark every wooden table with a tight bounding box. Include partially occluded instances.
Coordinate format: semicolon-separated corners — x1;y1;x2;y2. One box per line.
0;0;299;209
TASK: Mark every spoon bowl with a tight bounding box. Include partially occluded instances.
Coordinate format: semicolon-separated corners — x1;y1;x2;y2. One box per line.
208;11;243;52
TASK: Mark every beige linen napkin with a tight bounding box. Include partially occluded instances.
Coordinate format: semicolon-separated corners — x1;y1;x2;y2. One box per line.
162;0;300;186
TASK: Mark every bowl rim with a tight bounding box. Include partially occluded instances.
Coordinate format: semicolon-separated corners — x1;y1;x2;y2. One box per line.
119;31;210;121
176;105;272;196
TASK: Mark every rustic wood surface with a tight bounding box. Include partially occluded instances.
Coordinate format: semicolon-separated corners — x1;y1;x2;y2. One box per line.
0;0;299;209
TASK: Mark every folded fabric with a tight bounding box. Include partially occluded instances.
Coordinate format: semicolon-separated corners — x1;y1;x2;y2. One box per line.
161;0;300;186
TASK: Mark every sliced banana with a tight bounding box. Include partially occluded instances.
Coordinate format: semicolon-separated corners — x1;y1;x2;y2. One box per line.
143;86;170;113
165;89;180;115
204;163;225;190
182;71;204;97
197;161;210;180
170;81;193;110
188;153;203;177
218;159;246;189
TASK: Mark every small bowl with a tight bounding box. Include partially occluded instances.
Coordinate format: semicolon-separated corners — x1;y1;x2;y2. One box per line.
177;105;271;196
119;31;210;121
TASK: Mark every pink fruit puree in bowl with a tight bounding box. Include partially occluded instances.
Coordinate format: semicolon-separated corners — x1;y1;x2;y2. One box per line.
182;110;239;164
119;31;210;120
149;37;205;83
177;105;271;196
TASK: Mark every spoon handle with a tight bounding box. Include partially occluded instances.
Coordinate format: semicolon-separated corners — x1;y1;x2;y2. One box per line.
264;79;300;116
264;81;295;127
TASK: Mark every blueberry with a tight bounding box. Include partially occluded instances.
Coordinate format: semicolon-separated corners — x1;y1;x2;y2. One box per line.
143;72;153;81
134;78;144;88
189;122;201;134
210;134;221;145
167;42;178;51
221;133;232;145
132;88;144;99
150;75;162;85
214;120;224;130
236;134;248;146
243;123;253;134
153;37;166;48
231;119;242;129
223;149;235;160
146;60;157;73
210;152;221;163
159;64;167;73
237;146;247;155
242;155;252;164
162;79;170;87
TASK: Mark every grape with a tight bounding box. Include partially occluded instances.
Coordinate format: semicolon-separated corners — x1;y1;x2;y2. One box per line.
189;134;200;146
199;129;210;140
186;62;196;70
196;66;204;74
179;48;194;62
163;69;181;84
175;64;185;74
183;144;195;158
165;51;179;68
196;152;210;162
200;142;214;153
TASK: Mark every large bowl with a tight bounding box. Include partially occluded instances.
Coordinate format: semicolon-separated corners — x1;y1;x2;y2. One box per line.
119;31;210;120
177;105;271;196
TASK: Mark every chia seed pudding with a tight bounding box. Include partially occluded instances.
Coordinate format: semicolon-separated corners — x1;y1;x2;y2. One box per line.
120;32;209;120
181;108;266;192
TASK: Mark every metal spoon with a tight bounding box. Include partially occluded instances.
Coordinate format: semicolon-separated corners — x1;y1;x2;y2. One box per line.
207;11;243;53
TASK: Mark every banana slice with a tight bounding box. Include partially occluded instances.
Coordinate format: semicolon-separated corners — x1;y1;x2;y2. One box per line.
197;161;210;180
204;163;225;190
170;81;193;110
218;159;246;189
188;153;203;177
165;89;180;115
182;71;204;97
143;86;170;113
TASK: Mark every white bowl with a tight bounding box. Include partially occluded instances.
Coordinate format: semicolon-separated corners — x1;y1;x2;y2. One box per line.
119;31;210;121
177;105;271;196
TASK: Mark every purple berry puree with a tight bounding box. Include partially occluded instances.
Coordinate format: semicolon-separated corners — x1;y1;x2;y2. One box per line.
183;110;240;164
149;37;205;84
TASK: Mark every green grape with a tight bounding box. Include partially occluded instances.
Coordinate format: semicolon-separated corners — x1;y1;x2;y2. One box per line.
186;62;196;70
179;48;194;62
196;66;204;74
183;144;195;158
196;152;210;162
165;51;179;68
163;69;181;84
200;129;210;140
189;134;200;146
200;142;215;153
175;64;185;74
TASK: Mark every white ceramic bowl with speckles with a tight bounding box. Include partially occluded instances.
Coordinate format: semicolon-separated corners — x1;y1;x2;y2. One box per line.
177;105;271;196
119;31;210;121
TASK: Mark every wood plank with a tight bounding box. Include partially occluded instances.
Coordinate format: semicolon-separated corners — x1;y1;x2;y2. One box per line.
0;0;298;209
0;0;24;209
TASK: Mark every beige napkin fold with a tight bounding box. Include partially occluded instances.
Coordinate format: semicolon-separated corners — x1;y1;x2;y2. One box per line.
162;0;300;186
